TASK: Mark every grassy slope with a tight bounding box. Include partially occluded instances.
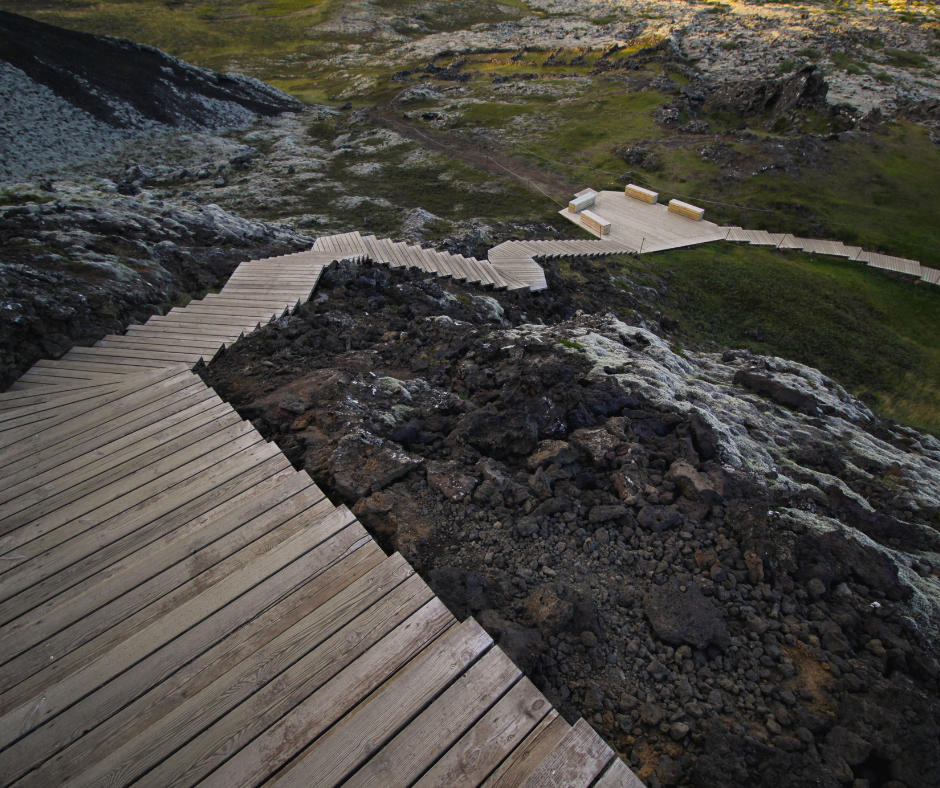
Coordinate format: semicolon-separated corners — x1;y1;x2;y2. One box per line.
4;1;940;432
635;245;940;434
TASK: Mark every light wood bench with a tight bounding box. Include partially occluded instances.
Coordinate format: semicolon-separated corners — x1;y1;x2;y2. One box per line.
581;209;611;235
624;183;658;204
568;191;597;212
668;199;704;221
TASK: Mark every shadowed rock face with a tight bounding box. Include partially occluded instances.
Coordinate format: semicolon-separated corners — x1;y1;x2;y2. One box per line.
0;9;301;131
705;66;830;120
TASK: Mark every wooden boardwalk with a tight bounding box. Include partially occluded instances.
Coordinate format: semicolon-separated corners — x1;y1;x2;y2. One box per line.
542;187;940;287
0;233;640;788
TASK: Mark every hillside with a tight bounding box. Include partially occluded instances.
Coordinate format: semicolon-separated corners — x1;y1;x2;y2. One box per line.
1;5;940;787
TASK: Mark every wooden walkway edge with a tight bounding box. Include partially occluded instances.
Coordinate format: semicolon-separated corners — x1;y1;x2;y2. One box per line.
0;233;640;788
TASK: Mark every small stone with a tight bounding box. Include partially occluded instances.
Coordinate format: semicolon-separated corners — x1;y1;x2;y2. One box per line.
641;703;667;726
806;578;827;599
580;631;598;649
670;722;690;741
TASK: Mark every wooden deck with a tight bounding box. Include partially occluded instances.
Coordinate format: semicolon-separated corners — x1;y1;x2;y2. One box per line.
0;234;639;788
539;188;940;288
557;190;727;253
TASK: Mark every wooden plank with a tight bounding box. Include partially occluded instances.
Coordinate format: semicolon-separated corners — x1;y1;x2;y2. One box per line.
581;210;612;235
0;420;259;553
35;355;182;374
0;451;290;647
118;561;429;788
19;540;386;788
0;390;222;501
517;718;614;788
343;648;521;788
125;323;241;338
0;470;316;672
592;758;646;788
414;678;552;788
0;438;276;603
0;403;238;524
0;370;199;462
482;712;566;788
0;383;126;420
95;337;223;356
568;191;597;212
667;199;704;221
62;348;204;366
1;484;331;701
0;381;214;486
0;511;366;781
200;599;459;788
267;618;492;788
148;313;265;328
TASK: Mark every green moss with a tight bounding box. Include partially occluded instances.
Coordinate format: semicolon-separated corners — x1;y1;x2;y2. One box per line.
641;244;940;435
884;48;930;69
558;337;584;350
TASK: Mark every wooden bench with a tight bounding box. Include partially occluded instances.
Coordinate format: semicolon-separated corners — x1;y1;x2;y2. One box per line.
568;190;597;213
624;183;658;204
580;209;611;235
668;199;704;221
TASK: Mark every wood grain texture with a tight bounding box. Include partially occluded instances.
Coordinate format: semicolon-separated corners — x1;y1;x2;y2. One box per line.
517;718;614;788
413;678;551;788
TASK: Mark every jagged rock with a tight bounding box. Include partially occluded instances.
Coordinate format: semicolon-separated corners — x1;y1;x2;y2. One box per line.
644;578;730;649
426;459;477;502
588;504;627;524
428;566;492;620
329;430;422;500
446;405;538;458
706;66;829;119
666;459;723;504
733;366;823;415
569;427;619;466
637;504;684;532
477;609;545;672
527;440;577;471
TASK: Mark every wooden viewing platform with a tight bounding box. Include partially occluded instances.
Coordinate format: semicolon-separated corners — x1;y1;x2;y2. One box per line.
544;188;940;287
0;232;640;788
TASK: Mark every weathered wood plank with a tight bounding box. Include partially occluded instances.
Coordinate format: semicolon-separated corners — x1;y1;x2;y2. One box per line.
592;758;646;788
517;718;614;788
413;678;552;788
0;441;282;616
199;598;457;788
343;648;521;788
0;404;239;527
482;712;566;788
125;561;430;788
0;511;365;783
41;546;398;788
0;389;221;500
0;451;291;639
0;422;261;557
267;618;492;788
0;475;325;689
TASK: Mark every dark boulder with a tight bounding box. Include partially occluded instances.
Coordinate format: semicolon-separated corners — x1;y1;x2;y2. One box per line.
644;578;729;649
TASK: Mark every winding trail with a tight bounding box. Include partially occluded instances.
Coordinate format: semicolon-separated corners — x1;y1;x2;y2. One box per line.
0;234;642;788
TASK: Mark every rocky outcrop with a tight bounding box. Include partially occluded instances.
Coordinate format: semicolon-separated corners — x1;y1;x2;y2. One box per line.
0;182;311;391
0;10;300;180
706;66;830;120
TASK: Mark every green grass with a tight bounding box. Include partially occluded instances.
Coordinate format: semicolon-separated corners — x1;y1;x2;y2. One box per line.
884;48;931;69
634;244;940;435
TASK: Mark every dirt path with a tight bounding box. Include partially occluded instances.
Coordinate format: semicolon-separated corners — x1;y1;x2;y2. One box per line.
367;107;579;205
